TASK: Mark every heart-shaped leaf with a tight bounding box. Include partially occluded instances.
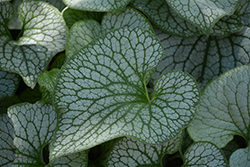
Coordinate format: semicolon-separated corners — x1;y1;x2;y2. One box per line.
0;114;15;167
187;64;250;148
183;142;228;166
0;1;68;88
7;102;57;166
62;0;131;12
166;0;240;35
0;71;20;99
105;132;183;167
51;27;199;160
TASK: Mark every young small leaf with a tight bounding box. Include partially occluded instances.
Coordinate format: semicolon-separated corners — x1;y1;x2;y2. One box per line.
38;68;60;93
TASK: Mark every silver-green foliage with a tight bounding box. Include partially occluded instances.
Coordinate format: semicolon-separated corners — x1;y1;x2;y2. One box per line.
1;0;250;166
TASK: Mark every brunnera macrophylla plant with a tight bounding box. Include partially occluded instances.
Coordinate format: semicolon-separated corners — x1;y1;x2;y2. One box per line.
0;0;250;166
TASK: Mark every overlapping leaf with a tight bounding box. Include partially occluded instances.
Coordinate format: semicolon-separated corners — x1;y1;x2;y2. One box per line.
100;7;153;34
38;68;60;103
0;114;15;167
151;14;250;90
130;0;201;38
131;0;243;38
0;1;67;88
105;132;182;167
38;68;60;93
188;65;250;148
62;7;104;28
229;146;250;166
52;151;88;167
66;20;101;58
66;7;153;58
8;102;57;166
183;142;228;166
8;0;66;30
51;28;199;160
62;0;130;12
0;71;20;99
166;0;240;35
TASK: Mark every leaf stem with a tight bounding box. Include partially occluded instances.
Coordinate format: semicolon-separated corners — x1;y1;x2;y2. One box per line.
144;82;151;103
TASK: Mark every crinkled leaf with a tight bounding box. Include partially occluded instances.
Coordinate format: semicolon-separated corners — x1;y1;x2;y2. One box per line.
151;15;250;90
105;132;183;167
38;68;60;93
0;114;15;167
62;7;104;28
0;71;20;99
62;0;131;12
8;102;57;166
166;0;240;35
66;20;101;58
229;146;250;166
0;1;68;88
130;0;201;38
188;65;250;148
66;7;153;58
51;28;199;160
183;142;228;167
